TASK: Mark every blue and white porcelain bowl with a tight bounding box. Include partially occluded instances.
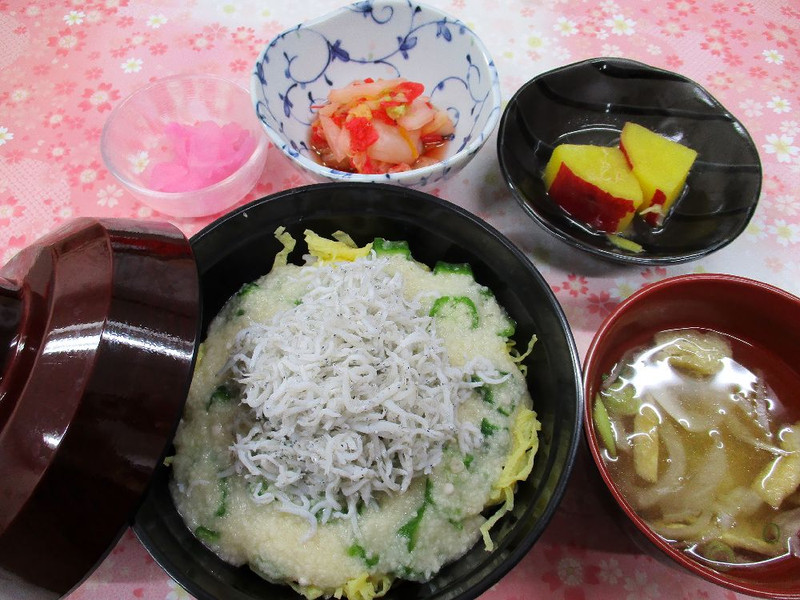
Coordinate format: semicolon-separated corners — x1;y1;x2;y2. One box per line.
250;0;501;187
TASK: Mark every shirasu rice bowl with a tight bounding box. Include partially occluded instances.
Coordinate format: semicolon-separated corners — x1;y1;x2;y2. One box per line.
169;229;540;599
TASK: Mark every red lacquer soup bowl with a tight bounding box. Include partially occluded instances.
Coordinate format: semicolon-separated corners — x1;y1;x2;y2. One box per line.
583;273;800;599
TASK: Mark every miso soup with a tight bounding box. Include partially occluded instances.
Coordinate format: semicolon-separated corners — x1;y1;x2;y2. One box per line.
594;328;800;568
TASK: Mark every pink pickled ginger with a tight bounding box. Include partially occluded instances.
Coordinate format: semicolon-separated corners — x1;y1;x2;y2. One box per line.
148;120;257;192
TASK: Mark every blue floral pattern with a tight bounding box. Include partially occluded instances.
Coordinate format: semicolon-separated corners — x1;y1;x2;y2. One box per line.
250;0;501;187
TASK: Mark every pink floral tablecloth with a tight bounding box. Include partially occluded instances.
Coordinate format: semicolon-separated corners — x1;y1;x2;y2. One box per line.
2;0;799;599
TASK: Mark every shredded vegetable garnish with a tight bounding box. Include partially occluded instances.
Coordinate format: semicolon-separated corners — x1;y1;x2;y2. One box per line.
272;226;297;269
479;406;541;550
606;233;644;254
291;572;392;600
508;334;538;377
227;253;491;535
305;229;372;264
334;573;392;600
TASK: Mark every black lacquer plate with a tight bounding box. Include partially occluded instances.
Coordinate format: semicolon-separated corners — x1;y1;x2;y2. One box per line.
133;183;583;600
497;57;762;265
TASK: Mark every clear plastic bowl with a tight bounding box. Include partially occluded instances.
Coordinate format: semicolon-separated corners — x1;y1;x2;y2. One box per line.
102;74;269;218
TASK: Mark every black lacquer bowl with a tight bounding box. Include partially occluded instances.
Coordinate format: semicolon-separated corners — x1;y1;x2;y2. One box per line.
133;183;583;600
497;57;762;265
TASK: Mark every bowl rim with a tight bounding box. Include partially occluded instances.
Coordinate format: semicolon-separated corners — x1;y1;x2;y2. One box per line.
249;0;502;184
497;56;762;266
100;73;270;200
582;273;800;599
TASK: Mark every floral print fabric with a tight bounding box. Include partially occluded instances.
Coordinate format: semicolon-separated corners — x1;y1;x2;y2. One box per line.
2;0;798;598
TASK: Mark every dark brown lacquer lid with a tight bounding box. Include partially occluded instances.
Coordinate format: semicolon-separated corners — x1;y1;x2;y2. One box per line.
0;218;199;599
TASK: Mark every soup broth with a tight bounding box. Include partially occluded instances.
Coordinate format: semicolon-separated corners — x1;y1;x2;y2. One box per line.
594;328;800;568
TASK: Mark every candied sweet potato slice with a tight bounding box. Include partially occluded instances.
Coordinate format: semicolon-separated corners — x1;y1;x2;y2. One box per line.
543;144;643;233
620;122;697;226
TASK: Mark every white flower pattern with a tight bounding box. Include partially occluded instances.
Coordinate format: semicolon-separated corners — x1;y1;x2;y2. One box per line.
767;96;792;114
763;49;784;64
763;133;799;163
147;14;168;28
0;126;13;145
604;14;636;35
554;17;578;36
121;57;143;73
97;185;123;207
63;10;85;25
767;219;800;246
128;150;150;174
